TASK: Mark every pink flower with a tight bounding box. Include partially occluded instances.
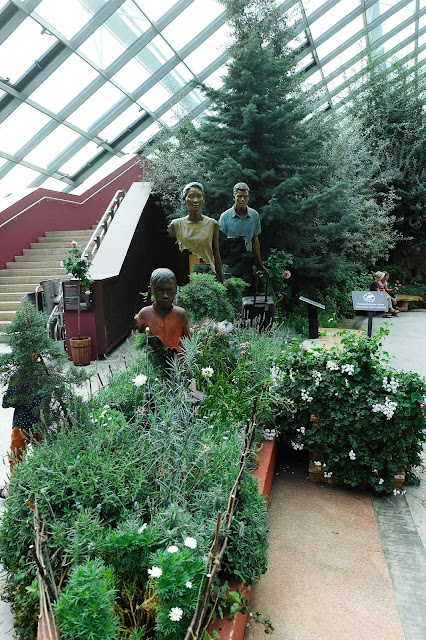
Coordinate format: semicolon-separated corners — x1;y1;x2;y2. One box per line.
85;290;90;295
139;407;147;414
241;350;246;354
68;273;74;279
81;256;87;262
283;270;291;280
59;261;64;267
71;241;77;247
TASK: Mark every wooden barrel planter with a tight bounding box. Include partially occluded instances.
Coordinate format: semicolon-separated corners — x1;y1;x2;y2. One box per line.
69;337;91;366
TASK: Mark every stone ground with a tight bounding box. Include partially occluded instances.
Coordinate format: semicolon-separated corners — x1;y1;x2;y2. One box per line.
0;310;425;639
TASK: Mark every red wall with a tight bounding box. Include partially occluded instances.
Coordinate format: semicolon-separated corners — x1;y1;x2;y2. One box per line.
0;157;142;270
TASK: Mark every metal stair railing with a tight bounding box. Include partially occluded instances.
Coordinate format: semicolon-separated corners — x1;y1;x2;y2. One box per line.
82;189;126;263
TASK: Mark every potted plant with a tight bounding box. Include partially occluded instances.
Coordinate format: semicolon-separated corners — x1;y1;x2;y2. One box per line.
62;241;93;366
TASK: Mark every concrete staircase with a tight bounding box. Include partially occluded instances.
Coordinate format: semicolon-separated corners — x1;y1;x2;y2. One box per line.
0;229;93;342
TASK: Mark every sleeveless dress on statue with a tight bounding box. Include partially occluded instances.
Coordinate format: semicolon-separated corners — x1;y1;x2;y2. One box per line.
172;215;216;273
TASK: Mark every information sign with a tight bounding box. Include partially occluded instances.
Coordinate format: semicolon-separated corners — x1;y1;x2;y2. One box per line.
351;291;388;312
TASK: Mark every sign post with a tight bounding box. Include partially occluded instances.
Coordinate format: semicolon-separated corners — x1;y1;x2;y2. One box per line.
299;296;326;339
351;291;388;337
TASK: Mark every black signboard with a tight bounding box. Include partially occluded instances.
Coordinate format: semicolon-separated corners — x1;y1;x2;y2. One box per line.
351;291;388;311
299;296;325;339
63;281;93;312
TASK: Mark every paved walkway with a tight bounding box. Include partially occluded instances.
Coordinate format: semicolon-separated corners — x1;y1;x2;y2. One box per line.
246;309;426;640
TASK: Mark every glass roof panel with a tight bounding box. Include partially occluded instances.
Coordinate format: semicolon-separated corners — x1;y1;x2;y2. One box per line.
122;121;161;152
138;83;173;112
0;0;9;9
40;177;69;191
161;0;223;51
321;38;365;77
147;35;175;64
294;52;315;74
24;126;81;168
136;0;176;22
98;103;143;141
0;104;51;155
35;0;93;40
113;0;150;40
203;63;229;90
304;0;329;18
29;55;99;113
316;15;364;60
67;83;125;131
184;24;230;74
170;62;194;85
0;17;56;84
310;0;360;40
78;23;126;69
159;104;189;127
111;58;150;93
370;3;415;40
0;165;41;199
382;23;415;54
59;141;100;175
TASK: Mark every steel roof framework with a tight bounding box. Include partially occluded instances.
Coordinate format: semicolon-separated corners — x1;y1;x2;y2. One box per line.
0;0;423;197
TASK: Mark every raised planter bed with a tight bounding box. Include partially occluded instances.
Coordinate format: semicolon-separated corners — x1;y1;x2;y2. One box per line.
37;437;278;640
206;436;278;640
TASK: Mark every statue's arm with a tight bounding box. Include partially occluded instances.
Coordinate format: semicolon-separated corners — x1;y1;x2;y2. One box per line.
213;222;223;283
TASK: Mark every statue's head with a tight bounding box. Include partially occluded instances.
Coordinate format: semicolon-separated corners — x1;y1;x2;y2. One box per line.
149;268;177;313
233;182;250;196
182;181;205;203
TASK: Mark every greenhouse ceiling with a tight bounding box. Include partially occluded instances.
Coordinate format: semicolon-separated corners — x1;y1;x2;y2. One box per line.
0;0;424;198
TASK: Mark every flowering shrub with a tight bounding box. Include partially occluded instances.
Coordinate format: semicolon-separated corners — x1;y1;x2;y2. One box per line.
62;241;92;292
270;329;426;493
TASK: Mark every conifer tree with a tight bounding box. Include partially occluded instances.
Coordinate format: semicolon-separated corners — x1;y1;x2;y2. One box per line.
0;303;87;433
193;0;357;288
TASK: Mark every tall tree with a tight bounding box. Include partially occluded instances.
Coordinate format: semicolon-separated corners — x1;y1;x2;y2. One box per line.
345;56;426;278
193;0;357;288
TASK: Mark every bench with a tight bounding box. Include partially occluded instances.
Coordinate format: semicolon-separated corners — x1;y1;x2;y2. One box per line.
396;294;423;312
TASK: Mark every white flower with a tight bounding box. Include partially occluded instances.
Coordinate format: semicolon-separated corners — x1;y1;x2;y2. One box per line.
147;566;162;578
132;374;147;387
270;365;285;388
169;607;183;622
372;396;398;420
341;363;355;375
300;426;305;434
301;389;313;403
323;472;333;479
312;371;322;386
326;361;339;371
184;536;197;549
201;367;214;378
138;523;148;533
291;440;304;451
382;376;399;393
313;461;321;466
378;479;384;485
348;450;356;460
262;428;276;441
167;545;179;553
185;581;192;589
393;489;401;496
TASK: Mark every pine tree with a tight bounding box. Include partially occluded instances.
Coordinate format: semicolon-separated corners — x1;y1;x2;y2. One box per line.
0;303;87;433
193;1;357;288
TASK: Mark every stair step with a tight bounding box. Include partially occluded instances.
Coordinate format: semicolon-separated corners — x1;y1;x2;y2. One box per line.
31;241;83;249
0;292;26;302
0;284;38;293
0;276;67;286
16;254;65;262
0;333;9;344
0;320;12;331
0;311;16;321
0;269;66;278
0;301;21;311
9;260;64;268
24;248;67;256
44;230;93;237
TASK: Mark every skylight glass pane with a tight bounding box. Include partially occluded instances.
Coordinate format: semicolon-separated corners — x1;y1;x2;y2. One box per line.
78;24;126;70
139;83;173;111
136;0;176;22
382;23;415;54
122;121;161;152
304;0;328;18
171;63;194;85
35;0;93;40
384;36;415;59
111;58;150;93
203;64;228;90
301;70;322;91
371;4;415;39
29;55;98;113
67;83;125;131
112;0;150;41
162;0;223;51
321;37;365;76
0;165;41;198
59;142;99;175
0;104;50;155
0;0;9;9
147;35;174;64
294;53;315;74
39;177;69;191
25;126;81;168
316;15;363;59
287;31;309;53
98;103;142;141
0;18;55;84
184;24;229;74
420;14;426;30
284;3;303;28
310;0;360;39
159;104;189;127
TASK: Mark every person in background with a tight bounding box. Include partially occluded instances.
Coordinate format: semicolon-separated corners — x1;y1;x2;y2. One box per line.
382;272;400;311
134;268;190;354
370;271;399;318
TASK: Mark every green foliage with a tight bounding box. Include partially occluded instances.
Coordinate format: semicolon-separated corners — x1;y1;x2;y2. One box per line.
222;472;269;584
263;249;293;318
0;302;87;434
62;242;92;291
179;273;233;322
54;560;118;640
271;329;426;493
224;277;248;311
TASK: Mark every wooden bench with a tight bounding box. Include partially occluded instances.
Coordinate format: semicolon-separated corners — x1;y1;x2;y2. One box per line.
396;294;423;312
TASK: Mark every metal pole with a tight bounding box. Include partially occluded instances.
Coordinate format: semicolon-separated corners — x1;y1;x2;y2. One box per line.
367;310;373;337
308;304;319;339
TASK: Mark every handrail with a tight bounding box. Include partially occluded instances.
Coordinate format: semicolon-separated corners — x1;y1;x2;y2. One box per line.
83;189;126;264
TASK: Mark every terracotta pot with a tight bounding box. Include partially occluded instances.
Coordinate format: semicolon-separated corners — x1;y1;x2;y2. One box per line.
70;336;91;366
394;470;406;490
